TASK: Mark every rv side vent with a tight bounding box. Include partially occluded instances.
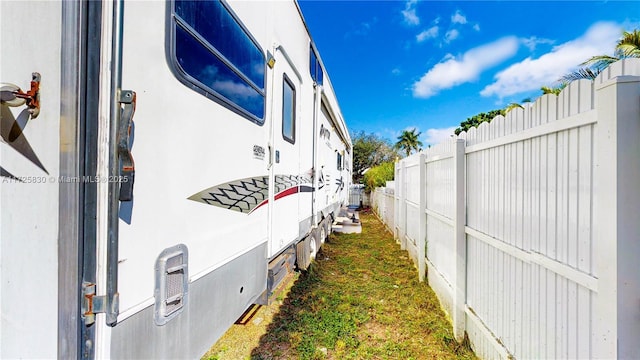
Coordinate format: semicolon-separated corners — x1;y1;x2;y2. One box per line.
154;244;189;326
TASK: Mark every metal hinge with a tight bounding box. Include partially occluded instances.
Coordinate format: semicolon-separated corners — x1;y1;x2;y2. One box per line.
82;282;119;326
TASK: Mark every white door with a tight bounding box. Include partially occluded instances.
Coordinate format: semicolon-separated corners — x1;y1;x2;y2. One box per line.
269;47;303;257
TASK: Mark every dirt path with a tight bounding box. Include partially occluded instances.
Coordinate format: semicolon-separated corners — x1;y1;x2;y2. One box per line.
203;212;476;359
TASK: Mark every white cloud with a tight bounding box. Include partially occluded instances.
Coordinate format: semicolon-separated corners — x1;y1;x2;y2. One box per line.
423;127;457;145
521;36;555;51
481;22;621;98
391;68;401;75
451;10;467;25
417;26;439;42
444;29;460;43
412;36;519;98
402;0;420;26
473;24;480;32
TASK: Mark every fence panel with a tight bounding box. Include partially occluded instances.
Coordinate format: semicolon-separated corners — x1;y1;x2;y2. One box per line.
464;77;598;359
423;141;457;315
371;184;396;236
403;156;422;267
383;189;395;231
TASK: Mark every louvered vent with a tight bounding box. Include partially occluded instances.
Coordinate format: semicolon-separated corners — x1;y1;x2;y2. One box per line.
154;244;188;326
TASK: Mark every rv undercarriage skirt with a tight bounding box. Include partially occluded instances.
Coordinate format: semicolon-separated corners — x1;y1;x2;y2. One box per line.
109;242;267;359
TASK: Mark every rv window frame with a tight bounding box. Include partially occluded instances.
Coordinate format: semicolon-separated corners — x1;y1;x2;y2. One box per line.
166;0;267;125
282;74;296;144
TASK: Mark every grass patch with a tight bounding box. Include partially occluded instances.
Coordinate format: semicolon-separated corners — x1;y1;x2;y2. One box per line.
249;213;476;359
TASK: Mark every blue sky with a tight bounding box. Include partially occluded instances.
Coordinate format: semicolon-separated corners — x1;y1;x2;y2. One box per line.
297;0;639;146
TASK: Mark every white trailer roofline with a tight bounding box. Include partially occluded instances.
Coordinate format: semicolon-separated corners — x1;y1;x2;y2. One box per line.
320;91;351;151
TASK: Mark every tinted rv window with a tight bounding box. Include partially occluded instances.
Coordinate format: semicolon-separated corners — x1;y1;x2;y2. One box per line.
282;76;295;143
309;47;323;85
172;0;265;122
337;152;343;170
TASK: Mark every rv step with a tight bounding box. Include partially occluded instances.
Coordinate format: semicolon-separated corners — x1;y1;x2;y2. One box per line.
256;247;295;305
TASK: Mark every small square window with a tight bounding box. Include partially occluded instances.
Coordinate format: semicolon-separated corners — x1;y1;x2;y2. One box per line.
282;75;295;143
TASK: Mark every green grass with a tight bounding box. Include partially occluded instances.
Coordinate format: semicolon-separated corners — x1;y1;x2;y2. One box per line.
249;213;476;360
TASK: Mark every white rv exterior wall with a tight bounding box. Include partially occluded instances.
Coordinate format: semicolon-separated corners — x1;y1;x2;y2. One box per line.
376;59;640;359
2;1;352;358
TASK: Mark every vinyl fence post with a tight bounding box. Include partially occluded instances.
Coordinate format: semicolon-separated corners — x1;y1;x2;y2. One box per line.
593;73;640;359
453;138;467;341
418;153;427;282
399;160;407;250
394;162;399;241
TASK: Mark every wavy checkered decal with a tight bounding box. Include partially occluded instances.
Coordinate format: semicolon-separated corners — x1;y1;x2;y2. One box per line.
189;173;313;214
188;176;269;213
274;175;297;192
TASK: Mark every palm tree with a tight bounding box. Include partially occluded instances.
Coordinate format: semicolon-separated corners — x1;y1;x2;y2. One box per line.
504;103;523;114
395;129;423;157
504;97;531;114
583;29;640;70
541;84;567;95
561;29;640;83
559;67;601;83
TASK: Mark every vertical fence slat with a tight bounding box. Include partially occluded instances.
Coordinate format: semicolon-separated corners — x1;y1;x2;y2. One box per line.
577;125;592;274
568;128;579;269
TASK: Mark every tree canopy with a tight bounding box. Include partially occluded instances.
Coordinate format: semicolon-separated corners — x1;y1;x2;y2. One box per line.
454;109;505;135
352;131;398;184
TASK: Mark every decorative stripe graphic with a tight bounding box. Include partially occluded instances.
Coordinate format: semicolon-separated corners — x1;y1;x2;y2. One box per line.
188;176;269;213
317;169;325;190
335;176;344;193
188;173;313;214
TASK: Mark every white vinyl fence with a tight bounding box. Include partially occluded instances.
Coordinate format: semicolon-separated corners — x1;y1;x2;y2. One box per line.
373;59;640;359
370;182;395;233
348;184;365;207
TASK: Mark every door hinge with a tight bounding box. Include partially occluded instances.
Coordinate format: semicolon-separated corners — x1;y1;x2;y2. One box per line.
82;282;119;326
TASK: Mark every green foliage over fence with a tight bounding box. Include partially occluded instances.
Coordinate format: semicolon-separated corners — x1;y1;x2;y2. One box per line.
363;161;394;192
454;109;505;135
